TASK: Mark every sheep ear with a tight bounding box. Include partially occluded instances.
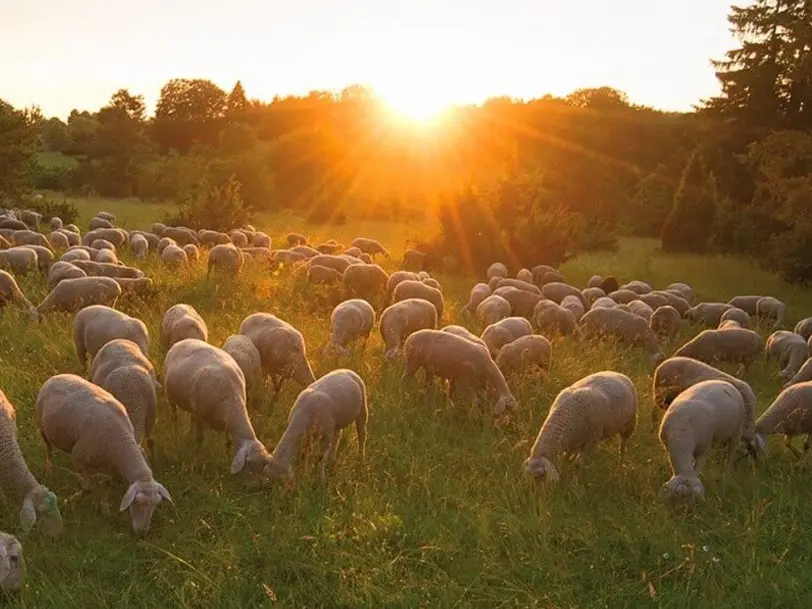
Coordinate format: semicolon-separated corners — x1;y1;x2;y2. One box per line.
156;484;173;504
119;483;139;512
546;462;560;482
230;445;248;474
19;498;37;532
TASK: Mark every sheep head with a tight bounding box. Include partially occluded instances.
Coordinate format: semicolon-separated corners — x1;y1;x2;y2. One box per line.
20;486;63;538
660;475;705;504
523;456;560;482
120;479;172;537
0;533;25;594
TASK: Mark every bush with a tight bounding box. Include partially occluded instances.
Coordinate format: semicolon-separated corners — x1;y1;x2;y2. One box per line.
26;196;80;225
28;161;76;192
661;148;716;253
163;174;252;231
766;222;812;283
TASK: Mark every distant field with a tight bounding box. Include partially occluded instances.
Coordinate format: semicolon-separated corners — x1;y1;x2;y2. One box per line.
2;197;811;607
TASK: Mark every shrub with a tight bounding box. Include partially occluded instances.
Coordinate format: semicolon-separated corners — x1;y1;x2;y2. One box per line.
26;196;80;225
765;222;812;284
163;174;252;231
661;148;716;253
28;161;75;192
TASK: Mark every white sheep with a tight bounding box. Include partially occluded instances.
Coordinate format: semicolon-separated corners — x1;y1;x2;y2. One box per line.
287;232;308;247
229;230;249;248
673;327;763;371
726;295;762;315
10;230;52;251
49;230;70;250
72;259;143;279
292;245;320;258
0;532;25;593
342;264;389;301
794;318;812;340
516;268;533;284
312;254;355;275
60;248;90;263
379;298;439;360
402;329;517;414
476;294;512;326
161;244;188;266
486;262;508;281
626;300;654;322
91;238;116;251
480;317;533;358
560;294;586;321
765;331;808;381
89;217;113;230
649;305;681;341
591;296;617;309
36;276;122;318
161;304;208;348
264;369;368;481
719;307;751;329
496;334;552;376
537;269;565;287
323;299;376;357
222;334;263;391
608;289;639;304
582;287;606;305
465;283;492;313
183;244;200;262
620;280;652;294
130;233;149;259
532;265;558;284
493;286;543;319
0;390;63;538
351;237;390;258
524;371;638;481
685;302;733;327
441;325;489;349
756;296;786;329
0;270;37;320
579;307;665;365
653;290;691;316
157;237;176;255
198;230;231;247
113;277;154;297
0;247;38;275
207;243;244;279
392;279;444;320
47;262;86;290
252;232;271;249
754;382;812;457
498;278;542;295
666;282;694;304
36;375;172;536
73;305;150;366
307;264;342;284
401;249;427;271
658;380;746;504
533;299;577;335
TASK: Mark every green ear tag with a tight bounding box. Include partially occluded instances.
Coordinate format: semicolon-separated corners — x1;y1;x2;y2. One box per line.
45;492;58;509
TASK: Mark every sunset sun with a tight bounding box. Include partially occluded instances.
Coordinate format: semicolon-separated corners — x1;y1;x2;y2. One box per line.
375;83;451;123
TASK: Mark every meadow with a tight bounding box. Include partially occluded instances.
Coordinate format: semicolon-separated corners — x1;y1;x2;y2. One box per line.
2;196;812;608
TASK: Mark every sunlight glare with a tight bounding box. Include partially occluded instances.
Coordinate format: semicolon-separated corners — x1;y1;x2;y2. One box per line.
375;83;451;124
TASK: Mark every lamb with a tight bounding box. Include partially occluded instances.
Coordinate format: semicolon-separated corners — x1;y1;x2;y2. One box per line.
0;270;37;319
719;307;751;329
351;237;390;258
627;300;654;322
342;263;389;301
392;280;444;320
49;230;70;250
36;375;172;536
73;305;150;366
496;335;552;376
658;380;746;504
264;369;368;481
402;330;517;414
685;302;733;327
161;304;208;348
756;296;787;329
307;264;343;284
516;268;534;284
498;278;542;295
161;244;189;266
532;299;577;335
252;232;271;248
480;317;533;357
130;233;149;259
493;286;544;319
401;249;426;271
441;325;489;349
650;305;681;341
524;371;638;481
379;298;439;360
561;294;586;322
765;331;808;381
0;533;25;593
582;287;606;305
620;280;652;295
579;307;665;365
0;247;38;275
0;390;63;538
754;382;812;457
323;299;376;357
229;230;249;248
207;243;244;279
673;327;763;370
183;244;200;262
476;294;512;326
222;334;263;390
665;282;694;304
465;283;492;312
36;276;122;318
239;313;316;393
486;262;508;281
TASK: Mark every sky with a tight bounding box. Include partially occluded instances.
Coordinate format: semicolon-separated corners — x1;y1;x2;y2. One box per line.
0;0;742;119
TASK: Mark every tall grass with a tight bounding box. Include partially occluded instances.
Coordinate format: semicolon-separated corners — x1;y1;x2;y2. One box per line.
1;202;811;607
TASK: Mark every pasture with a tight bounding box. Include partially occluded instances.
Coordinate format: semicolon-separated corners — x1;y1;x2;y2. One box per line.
2;197;811;608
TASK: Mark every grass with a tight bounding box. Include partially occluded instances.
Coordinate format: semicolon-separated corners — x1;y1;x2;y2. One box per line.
2;198;812;607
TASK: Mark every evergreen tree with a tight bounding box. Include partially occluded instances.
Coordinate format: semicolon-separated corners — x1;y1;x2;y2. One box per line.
661;149;717;253
0;100;37;200
628;164;674;237
226;80;248;117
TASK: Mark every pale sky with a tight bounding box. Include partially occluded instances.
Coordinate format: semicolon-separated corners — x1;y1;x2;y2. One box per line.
0;0;741;119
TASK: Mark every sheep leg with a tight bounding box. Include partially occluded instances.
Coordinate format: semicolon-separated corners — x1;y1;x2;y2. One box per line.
319;424;337;480
724;439;738;471
693;449;710;475
355;414;367;460
785;435;803;459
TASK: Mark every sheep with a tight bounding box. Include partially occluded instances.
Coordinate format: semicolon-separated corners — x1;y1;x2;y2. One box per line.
402;330;517;414
307;264;343;284
587;275;602;289
524;371;638;481
580;307;665;365
599;276;619;294
151;222;166;236
765;331;808;381
386;270;420;296
0;270;37;320
392;280;444;320
650;305;681;341
719;307;750;329
532;299;577;335
89;338;158;390
73;305;150;366
72;260;143;279
401;249;426;271
343;246;363;259
754;383;812;458
229;230;249;248
20;210;42;228
621;280;652;295
627;300;654;322
96;211;116;223
113;277;154;298
342;264;389;301
476;294;512;326
538;270;566;287
182;244;200;262
582;287;606;305
608;289;639;305
47;261;87;288
685;302;733;327
161;304;208;348
651;290;690;316
421;277;441;291
130;233;149;259
351;237;390;258
0;533;25;593
130;230;160;250
63;224;81;235
89;217;113;230
496;335;552;376
161;244;188;266
487;262;508;281
264;369;368;481
591;297;616;309
638;292;670;310
252;232;271;248
161;226;198;246
673;327;763;370
157;237;176;255
95;249;118;265
60;248;90;263
240;247;272;264
793;318;812;340
0;247;38;275
316;242;342;255
82;228;127;248
222;334;263;391
36;374;172;536
11;230;52;250
0;390;63;538
481;317;533;358
666;282;694;304
48;230;70;250
91;239;116;251
379;298;438;360
239;313;316;394
323;299;375;357
206;243;243;279
292;245;320;258
19;245;54;271
783;358;812;387
756;296;786;329
530;265;557;283
287;232;308;247
726;295;763;315
658;379;746;504
540;282;584;306
718;320;742;330
36;277;122;318
560;294;586;322
272;249;308;266
308;254;352;275
465;283;491;312
90;344;157;450
57;229;80;247
441;325;489;349
0;218;27;231
516;268;533;284
493;286;544;319
498;278;542;295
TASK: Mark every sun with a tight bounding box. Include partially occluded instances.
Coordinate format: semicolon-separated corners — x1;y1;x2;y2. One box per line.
375;84;450;124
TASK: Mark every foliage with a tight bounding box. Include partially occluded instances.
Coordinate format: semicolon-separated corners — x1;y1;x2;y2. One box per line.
661;149;717;253
765;221;812;283
163;174;252;231
153;78;228;152
0;99;38;201
25;194;80;225
626;164;674;237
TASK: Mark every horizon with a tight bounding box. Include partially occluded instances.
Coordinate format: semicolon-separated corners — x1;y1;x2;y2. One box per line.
1;0;743;120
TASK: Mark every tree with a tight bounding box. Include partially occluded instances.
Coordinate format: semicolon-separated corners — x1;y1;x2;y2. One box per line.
661;149;717;252
153;78;227;151
110;89;146;123
226;80;248;118
566;87;630;111
40;116;69;152
0;99;37;200
218;121;257;155
627;165;675;237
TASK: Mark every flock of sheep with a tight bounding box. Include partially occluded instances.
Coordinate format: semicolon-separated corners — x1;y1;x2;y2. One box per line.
2;206;812;596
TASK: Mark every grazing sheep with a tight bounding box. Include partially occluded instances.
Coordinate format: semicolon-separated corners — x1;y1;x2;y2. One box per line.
531;265;558;285
598;276;619;294
309;255;354;275
161;244;188;267
161;304;208;348
342;264;389;301
580;307;665;365
228;230;249;248
727;295;763;315
95;249;118;265
587;275;602;289
183;244;200;262
402;330;517;414
130;234;149;259
386;270;420;295
157;237;176;255
161;226;198;246
793;318;812;340
538;270;566;286
0;218;27;231
292;245;320;259
754;383;812;457
620;280;652;295
498;278;542;295
264;369;368;481
685;302;733;327
0;390;63;538
487;262;508;281
719;307;751;329
582;287;606;305
207;244;243;279
19;244;54;271
379;298;439;360
516;268;533;284
48;230;70;250
351;237;390;258
608;289;639;305
0;247;38;275
89;217;113;230
666;282;694;304
718;320;742;330
493;286;544;319
561;294;586;322
11;230;52;250
496;335;552;376
252;232;271;248
783;357;812;388
441;325;489;349
757;296;787;329
95;211;116;223
0;533;25;593
73;305;149;366
323;299;376;357
239;313;316;394
524;371;638;481
541;282;585;306
532;299;577;335
421;277;441;291
638;292;670;310
240;247;272;264
476;294;512;326
60;248;90;263
83;228;127;248
401;249;426;271
222;335;263;390
651;290;690;316
72;260;143;279
392;280;444;320
129;230;159;250
36;276;122;318
650;305;681;341
765;331;808;381
465;283;492;312
63;224;80;235
658;380;746;504
481;317;533;358
272;249;308;266
36;375;172;536
0;270;37;319
56;229;80;246
89;338;158;390
307;264;342;284
627;300;654;322
287;232;308;247
673;327;763;370
91;239;115;251
343;246;363;259
47;261;87;287
591;297;616;309
113;277;154;297
151;222;166;236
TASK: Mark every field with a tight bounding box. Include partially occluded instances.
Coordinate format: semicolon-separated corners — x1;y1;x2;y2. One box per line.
2;196;812;608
